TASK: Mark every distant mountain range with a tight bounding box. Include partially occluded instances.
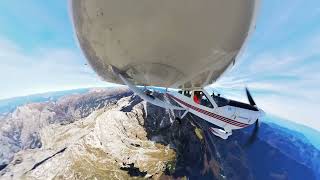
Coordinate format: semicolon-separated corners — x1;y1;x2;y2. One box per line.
0;88;90;115
263;115;320;150
0;88;319;179
1;88;319;148
237;121;320;179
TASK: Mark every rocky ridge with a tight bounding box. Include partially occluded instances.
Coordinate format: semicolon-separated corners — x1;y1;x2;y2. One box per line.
0;87;317;180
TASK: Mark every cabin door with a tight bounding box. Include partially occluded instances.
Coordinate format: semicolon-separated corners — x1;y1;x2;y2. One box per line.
225;106;236;119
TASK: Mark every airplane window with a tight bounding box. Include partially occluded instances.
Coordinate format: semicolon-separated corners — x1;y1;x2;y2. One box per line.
211;95;229;107
184;91;191;97
200;93;214;108
193;91;201;104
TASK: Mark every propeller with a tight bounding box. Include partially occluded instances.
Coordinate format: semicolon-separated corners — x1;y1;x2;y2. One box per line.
244;87;261;146
245;119;260;147
245;87;256;107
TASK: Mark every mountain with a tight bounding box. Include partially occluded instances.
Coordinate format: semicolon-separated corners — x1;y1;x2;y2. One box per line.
256;122;320;179
0;88;318;179
0;88;90;115
263;115;320;150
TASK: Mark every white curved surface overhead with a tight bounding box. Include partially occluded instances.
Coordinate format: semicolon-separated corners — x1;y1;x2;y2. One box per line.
71;0;258;89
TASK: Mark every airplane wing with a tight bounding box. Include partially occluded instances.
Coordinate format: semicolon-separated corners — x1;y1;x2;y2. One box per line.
71;0;259;89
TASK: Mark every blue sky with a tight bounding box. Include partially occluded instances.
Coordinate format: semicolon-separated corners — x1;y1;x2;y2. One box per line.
0;0;107;100
0;0;320;130
213;0;320;130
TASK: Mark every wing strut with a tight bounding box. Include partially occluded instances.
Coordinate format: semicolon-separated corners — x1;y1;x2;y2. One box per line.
117;73;185;111
181;110;189;119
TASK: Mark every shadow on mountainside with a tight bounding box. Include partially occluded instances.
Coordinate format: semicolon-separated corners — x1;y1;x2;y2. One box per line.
121;91;316;180
0;88;316;180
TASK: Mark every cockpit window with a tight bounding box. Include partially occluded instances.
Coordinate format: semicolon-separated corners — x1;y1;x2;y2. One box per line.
193;91;201;104
180;90;214;108
211;95;229;107
200;93;214;108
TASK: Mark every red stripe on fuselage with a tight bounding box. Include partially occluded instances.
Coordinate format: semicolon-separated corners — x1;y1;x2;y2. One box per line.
167;93;249;128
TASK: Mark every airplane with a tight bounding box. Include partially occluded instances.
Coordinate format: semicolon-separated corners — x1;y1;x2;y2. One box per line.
70;0;264;140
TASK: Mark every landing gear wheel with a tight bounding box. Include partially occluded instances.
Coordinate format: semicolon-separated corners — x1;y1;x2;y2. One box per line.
175;117;182;124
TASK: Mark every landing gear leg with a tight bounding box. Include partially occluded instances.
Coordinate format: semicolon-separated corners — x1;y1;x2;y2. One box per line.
114;70;184;110
181;110;188;119
175;110;188;124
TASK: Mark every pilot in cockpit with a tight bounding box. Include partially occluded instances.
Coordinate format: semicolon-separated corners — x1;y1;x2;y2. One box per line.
193;91;201;104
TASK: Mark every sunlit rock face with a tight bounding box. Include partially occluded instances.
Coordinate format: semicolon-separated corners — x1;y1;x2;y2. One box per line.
0;88;129;169
0;88;317;180
0;88;176;179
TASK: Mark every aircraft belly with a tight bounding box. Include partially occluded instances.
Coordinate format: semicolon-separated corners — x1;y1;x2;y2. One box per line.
71;0;257;88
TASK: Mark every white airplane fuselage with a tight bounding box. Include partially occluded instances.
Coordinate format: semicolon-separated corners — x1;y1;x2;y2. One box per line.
117;72;263;139
166;90;263;139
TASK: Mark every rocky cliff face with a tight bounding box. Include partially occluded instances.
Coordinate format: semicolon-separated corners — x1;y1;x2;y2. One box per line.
0;88;317;180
